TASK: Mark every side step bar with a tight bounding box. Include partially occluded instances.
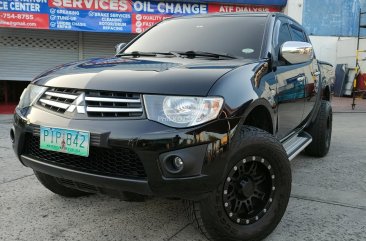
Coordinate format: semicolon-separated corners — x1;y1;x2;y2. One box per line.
283;131;312;161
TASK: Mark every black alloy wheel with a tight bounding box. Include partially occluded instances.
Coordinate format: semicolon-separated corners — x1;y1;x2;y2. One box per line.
185;126;292;241
223;156;275;225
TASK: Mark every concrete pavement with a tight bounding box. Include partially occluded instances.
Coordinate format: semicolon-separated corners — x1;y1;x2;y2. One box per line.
0;113;365;241
332;96;366;113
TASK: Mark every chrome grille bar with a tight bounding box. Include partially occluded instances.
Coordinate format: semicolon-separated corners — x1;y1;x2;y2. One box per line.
45;91;78;100
85;96;141;103
86;107;143;113
39;99;70;109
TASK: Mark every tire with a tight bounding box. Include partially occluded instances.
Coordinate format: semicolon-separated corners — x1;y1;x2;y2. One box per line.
34;171;91;197
185;126;292;241
305;100;332;157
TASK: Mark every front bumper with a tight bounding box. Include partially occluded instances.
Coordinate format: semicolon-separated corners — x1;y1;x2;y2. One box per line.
12;107;240;199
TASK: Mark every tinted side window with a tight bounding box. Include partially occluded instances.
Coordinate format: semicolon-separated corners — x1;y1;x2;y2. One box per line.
278;24;292;47
290;26;307;42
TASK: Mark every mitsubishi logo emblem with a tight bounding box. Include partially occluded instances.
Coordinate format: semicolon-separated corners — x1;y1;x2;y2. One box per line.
66;93;86;114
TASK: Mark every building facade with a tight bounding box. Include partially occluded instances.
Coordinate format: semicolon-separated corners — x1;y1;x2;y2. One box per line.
285;0;362;69
0;0;287;109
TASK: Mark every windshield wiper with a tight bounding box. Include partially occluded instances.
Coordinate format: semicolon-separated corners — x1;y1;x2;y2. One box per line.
117;51;236;59
117;51;181;58
173;51;237;59
116;51;157;57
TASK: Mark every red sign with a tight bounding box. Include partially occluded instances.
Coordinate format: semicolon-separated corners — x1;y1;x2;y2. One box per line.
0;12;49;29
208;3;280;13
49;0;132;12
132;13;170;33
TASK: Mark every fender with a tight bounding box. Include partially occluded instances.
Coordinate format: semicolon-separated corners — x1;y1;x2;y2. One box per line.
304;61;333;127
209;62;277;134
318;60;333;102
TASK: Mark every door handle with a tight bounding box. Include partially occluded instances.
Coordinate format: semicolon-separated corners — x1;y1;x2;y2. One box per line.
313;71;320;77
297;76;305;82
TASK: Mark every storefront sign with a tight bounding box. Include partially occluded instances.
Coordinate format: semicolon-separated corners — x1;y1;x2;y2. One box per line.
181;0;286;5
0;0;281;33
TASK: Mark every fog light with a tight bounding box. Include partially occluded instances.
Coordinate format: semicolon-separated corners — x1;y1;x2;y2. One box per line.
173;156;184;170
164;155;184;173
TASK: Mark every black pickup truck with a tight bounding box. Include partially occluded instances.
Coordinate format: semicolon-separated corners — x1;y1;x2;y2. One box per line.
12;12;332;241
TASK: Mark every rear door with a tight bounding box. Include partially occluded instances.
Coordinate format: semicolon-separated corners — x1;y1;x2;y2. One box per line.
273;18;306;139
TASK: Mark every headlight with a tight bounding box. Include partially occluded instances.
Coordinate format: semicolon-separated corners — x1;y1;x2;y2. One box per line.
17;84;47;109
143;95;224;128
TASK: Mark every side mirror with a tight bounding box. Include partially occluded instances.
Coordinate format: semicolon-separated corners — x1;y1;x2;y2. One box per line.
280;41;313;65
115;43;126;55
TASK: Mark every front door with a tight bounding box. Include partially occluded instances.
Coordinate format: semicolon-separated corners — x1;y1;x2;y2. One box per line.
275;65;306;139
273;19;305;139
288;24;320;120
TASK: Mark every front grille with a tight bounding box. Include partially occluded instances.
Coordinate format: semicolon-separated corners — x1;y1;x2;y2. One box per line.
37;87;144;118
84;90;143;118
23;134;147;179
38;87;81;114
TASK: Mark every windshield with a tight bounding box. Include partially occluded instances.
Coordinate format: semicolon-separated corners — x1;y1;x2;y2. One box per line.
123;16;267;59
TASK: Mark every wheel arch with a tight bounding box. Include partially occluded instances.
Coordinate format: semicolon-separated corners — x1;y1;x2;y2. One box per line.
241;99;276;135
323;84;331;101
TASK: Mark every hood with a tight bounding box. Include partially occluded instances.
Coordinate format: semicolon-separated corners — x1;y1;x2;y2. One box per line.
33;57;256;96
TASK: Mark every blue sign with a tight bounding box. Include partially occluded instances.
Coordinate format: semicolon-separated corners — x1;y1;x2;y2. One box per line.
48;8;132;32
